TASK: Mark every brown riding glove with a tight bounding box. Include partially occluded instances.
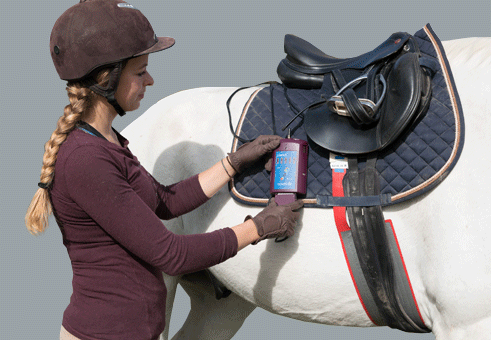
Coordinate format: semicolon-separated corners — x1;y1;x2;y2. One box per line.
246;199;304;244
228;135;282;173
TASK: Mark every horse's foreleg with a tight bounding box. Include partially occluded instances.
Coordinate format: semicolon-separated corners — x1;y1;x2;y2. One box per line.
160;218;186;340
162;274;180;340
171;271;256;340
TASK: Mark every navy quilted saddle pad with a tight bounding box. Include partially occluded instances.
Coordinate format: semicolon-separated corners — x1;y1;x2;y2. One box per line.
230;24;464;208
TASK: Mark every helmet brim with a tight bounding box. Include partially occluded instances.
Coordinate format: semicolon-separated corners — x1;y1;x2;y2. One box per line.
134;37;175;57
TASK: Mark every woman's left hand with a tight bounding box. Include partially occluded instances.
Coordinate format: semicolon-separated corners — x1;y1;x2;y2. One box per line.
227;135;281;173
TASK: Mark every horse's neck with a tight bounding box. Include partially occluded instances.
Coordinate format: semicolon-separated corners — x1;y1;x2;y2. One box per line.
442;39;491;166
443;38;491;123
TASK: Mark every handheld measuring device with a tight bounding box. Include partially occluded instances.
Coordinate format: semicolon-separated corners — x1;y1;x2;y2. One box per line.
270;137;309;205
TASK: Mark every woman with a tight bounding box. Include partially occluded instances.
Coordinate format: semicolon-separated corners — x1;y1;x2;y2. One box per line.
25;1;303;339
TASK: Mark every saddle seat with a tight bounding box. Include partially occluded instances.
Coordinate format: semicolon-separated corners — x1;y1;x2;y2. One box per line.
278;32;413;89
277;32;433;154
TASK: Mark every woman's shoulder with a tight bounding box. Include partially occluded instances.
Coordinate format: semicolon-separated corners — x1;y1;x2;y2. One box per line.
52;129;112;197
52;129;131;198
58;129;104;158
57;129;124;170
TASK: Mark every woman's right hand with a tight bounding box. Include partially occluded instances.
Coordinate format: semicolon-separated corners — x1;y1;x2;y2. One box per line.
227;135;281;174
247;199;304;244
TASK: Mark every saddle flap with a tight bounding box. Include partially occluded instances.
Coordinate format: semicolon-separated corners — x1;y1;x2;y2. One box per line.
377;53;426;147
304;52;428;154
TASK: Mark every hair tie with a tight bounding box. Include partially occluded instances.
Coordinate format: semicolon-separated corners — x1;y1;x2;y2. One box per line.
221;159;233;179
38;182;49;189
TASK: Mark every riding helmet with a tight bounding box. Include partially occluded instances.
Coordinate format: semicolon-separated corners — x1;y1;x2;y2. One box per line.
50;0;175;115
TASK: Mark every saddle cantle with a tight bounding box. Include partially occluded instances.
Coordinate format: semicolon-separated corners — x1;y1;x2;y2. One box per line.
278;33;434;154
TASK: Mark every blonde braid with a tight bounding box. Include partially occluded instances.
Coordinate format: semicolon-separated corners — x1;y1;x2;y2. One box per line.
25;83;95;235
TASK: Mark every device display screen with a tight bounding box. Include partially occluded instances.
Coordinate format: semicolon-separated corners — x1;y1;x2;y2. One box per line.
273;150;298;190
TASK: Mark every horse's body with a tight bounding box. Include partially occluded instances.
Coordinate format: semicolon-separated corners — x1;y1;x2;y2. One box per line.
122;38;491;340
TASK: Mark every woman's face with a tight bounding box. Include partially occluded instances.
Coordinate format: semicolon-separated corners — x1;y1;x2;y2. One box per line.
115;54;154;112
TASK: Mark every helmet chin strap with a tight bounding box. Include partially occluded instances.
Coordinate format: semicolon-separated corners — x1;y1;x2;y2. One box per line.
84;62;127;116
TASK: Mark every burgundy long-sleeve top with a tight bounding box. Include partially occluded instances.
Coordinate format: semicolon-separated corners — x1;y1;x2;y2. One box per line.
49;126;238;340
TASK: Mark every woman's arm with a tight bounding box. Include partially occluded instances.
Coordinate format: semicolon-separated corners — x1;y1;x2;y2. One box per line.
64;146;238;276
199;157;304;249
198;156;236;198
199;135;282;197
155;135;281;218
152;156;235;219
231;219;260;251
198;157;260;250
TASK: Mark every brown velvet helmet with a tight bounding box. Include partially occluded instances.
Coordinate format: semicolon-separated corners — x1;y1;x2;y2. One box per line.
50;0;175;115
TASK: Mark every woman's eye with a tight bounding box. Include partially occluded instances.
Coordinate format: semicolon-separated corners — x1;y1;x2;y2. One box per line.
138;71;146;77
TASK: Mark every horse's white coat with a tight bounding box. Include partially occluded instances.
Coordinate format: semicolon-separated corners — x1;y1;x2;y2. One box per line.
122;38;491;340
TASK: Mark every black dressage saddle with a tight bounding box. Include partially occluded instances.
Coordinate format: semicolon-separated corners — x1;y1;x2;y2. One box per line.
277;32;433;154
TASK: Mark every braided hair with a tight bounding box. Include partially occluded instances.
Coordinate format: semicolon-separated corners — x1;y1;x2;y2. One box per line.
25;68;112;235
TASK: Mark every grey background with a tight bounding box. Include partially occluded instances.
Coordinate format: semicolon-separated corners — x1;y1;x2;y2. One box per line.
2;0;489;339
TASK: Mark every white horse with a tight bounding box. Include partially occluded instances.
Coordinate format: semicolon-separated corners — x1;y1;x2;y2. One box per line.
122;37;491;340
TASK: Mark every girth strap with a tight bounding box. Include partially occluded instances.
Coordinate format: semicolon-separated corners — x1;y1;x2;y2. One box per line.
344;157;429;332
332;168;387;325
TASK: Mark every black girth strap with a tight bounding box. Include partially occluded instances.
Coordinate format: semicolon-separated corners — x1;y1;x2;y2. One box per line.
344;157;429;332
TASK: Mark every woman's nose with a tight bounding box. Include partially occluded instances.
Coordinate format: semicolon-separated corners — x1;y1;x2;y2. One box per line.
145;72;154;86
